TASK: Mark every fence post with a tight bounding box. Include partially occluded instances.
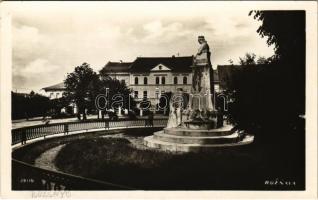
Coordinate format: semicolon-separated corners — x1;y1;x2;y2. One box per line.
21;129;27;145
105;121;109;130
64;124;69;135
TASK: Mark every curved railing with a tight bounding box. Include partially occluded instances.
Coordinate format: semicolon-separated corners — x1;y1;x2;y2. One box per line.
12;118;168;145
12;159;136;190
12;118;168;190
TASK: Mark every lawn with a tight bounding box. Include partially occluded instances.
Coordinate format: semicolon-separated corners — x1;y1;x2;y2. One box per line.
54;135;305;190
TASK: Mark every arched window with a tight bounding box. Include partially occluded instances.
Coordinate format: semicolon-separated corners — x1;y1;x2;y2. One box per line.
183;76;187;84
161;77;165;85
174;77;178;84
135;77;138;85
156;77;160;84
144;77;148;85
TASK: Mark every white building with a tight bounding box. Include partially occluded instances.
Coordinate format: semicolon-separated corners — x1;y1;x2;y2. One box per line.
101;56;220;106
42;82;65;99
42;56;220;113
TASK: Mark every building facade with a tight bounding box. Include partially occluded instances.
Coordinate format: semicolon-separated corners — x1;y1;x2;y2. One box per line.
101;56;220;106
42;82;65;99
43;56;220;112
102;57;192;103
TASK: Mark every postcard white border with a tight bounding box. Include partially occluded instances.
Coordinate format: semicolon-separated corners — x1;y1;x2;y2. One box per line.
0;1;317;199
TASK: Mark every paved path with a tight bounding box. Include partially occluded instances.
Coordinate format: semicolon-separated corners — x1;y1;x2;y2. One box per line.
34;144;66;171
33;134;150;172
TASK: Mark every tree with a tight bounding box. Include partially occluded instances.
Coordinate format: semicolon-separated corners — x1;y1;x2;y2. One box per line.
50;96;70;115
12;91;51;120
238;53;271;65
249;11;305;66
98;70;136;118
256;56;270;64
64;63;100;120
222;11;306;186
249;11;305;115
239;53;256;65
227;11;305;143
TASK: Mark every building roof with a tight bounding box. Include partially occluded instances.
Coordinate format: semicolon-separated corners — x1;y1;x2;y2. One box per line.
101;61;133;73
129;56;194;73
43;57;220;92
42;82;66;91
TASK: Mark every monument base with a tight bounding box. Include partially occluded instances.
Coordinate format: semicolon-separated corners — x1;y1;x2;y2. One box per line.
144;125;254;153
183;120;217;130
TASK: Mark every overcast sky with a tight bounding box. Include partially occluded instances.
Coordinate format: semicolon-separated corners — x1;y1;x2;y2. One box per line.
8;1;274;93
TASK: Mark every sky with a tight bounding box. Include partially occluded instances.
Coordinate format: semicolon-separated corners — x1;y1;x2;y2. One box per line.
7;1;275;93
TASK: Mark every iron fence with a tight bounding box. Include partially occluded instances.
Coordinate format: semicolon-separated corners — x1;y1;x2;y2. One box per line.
11;118;167;190
12;159;136;190
12;119;167;145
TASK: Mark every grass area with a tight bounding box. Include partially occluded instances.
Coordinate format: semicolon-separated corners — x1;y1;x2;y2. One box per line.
12;127;159;164
54;136;305;190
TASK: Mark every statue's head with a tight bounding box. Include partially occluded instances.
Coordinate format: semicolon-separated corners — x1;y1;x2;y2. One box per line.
198;35;205;44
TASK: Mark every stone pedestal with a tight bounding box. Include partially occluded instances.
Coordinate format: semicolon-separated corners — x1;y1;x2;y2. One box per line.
144;125;254;152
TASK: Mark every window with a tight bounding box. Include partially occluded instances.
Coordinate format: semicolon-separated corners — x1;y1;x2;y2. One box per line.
144;77;148;85
174;77;178;84
143;91;148;99
161;90;165;96
134;77;138;85
183;76;187;84
50;93;54;98
134;91;138;98
159;65;162;70
161;77;165;85
155;90;159;99
56;93;60;98
155;77;160;84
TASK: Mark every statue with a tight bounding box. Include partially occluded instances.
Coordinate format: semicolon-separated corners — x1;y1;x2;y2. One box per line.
195;36;211;66
185;35;216;128
167;36;217;129
189;36;214;108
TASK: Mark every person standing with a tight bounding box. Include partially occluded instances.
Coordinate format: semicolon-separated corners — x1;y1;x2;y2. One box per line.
148;112;154;127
